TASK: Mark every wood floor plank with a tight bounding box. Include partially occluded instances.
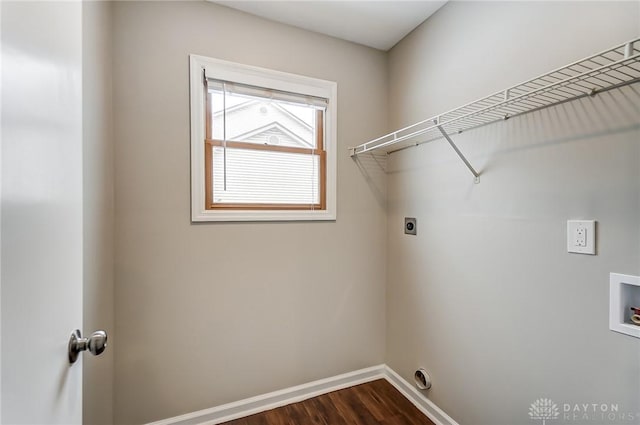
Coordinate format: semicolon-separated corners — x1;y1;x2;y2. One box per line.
302;395;346;425
370;380;425;423
263;407;293;425
353;381;395;420
219;379;435;425
335;385;381;425
222;417;249;425
281;404;308;425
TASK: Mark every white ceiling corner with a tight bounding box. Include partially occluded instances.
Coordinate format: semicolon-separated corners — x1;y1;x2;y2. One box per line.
208;1;448;51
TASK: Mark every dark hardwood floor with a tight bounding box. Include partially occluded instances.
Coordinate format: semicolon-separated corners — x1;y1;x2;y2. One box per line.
221;379;435;425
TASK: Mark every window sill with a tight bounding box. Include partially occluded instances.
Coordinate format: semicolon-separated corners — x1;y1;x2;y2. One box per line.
191;208;336;222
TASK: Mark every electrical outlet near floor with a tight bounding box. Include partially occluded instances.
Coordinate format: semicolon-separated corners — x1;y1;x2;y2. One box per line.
567;220;596;255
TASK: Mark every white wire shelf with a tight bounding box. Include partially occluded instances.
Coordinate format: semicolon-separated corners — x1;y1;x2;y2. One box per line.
350;38;640;181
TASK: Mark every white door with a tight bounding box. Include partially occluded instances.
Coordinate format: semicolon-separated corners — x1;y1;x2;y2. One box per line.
1;1;84;423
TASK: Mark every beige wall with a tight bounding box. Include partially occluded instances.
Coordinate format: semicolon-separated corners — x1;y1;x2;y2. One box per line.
386;2;640;424
103;2;640;424
82;2;115;424
111;2;387;423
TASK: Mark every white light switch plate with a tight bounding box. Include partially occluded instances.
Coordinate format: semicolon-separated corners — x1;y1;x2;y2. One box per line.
567;220;596;255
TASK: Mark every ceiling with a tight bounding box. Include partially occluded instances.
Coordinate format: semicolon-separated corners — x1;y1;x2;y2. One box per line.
209;1;448;51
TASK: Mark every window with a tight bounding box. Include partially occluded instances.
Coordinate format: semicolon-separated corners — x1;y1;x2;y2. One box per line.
206;81;325;209
190;55;337;222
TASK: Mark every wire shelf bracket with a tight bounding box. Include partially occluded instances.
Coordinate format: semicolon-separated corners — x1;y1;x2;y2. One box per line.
434;120;481;184
349;38;640;183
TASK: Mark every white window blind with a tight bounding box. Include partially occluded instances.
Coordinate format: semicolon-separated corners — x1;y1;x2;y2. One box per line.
207;78;326;208
212;147;320;205
207;79;328;109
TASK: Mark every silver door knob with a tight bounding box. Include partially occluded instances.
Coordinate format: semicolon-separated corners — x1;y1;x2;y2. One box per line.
68;329;108;364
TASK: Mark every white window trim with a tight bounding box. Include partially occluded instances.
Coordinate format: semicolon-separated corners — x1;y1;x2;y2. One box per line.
189;54;337;222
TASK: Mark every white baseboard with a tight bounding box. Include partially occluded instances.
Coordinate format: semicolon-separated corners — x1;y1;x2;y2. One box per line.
383;366;459;425
147;364;458;425
146;365;386;425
